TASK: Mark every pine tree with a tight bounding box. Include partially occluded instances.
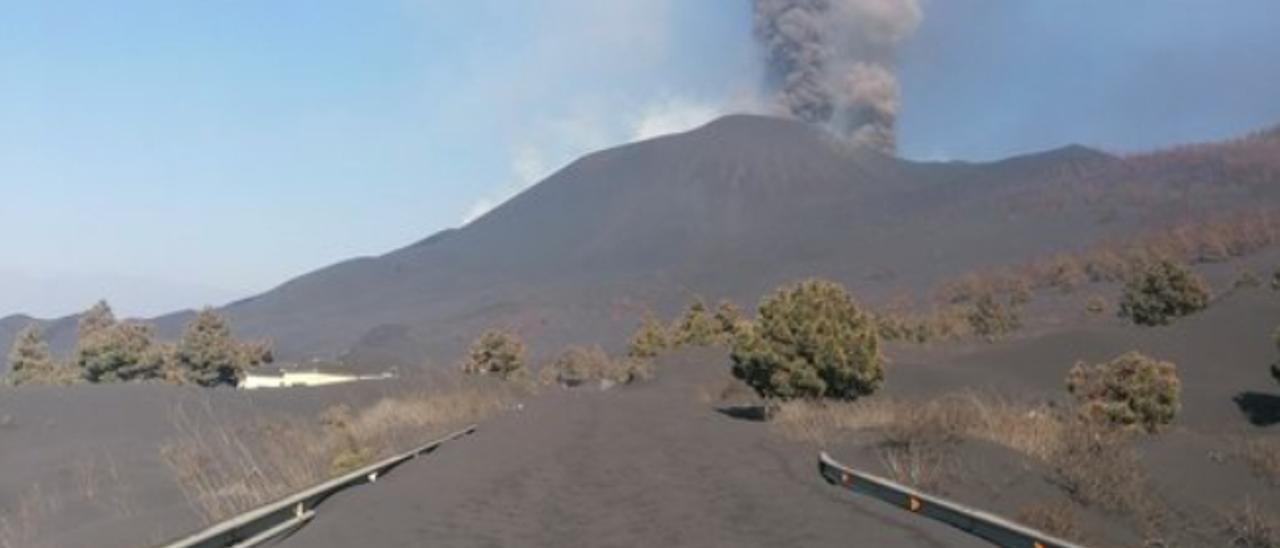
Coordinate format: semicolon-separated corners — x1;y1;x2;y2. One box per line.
731;279;884;401
75;321;166;383
7;325;57;385
670;298;719;347
174;308;261;387
77;300;116;338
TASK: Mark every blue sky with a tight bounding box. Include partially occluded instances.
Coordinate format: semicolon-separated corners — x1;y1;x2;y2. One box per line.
3;1;1280;318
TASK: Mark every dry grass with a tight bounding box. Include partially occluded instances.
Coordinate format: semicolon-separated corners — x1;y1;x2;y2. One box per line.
771;393;1066;492
1047;423;1145;512
770;392;1064;460
0;483;59;548
0;453;137;548
876;441;951;490
1238;436;1280;486
1015;500;1085;543
1225;500;1280;548
161;383;517;522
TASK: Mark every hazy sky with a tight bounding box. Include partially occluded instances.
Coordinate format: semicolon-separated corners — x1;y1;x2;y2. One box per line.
4;1;1280;318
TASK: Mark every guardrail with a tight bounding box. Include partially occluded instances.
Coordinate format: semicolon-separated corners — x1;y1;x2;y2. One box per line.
818;452;1087;548
156;425;478;548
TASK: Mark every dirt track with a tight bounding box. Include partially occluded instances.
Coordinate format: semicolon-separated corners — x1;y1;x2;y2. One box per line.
279;360;986;548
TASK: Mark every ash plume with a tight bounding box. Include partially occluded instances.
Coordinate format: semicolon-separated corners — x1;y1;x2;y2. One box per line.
754;0;922;154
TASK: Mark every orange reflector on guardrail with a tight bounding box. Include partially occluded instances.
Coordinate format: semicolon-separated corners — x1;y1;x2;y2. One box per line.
908;496;922;512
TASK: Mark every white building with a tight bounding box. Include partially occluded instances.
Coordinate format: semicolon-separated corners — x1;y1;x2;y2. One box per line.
240;365;394;389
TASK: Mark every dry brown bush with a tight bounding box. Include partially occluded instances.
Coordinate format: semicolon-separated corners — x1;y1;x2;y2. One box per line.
161;384;515;522
770;393;1063;460
924;209;1280;317
539;345;653;387
1086;295;1108;315
1238;436;1280;486
1048;421;1155;517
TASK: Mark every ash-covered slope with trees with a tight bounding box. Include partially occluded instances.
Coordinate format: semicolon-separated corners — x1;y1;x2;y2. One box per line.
201;115;1116;368
7;114;1279;371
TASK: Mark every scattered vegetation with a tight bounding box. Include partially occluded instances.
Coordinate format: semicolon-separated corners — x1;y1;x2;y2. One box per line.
966;292;1022;341
461;329;527;380
730;279;883;401
1066;351;1181;433
921;211;1280;329
5;301;272;388
1118;260;1210;326
539;345;652;387
875;305;971;345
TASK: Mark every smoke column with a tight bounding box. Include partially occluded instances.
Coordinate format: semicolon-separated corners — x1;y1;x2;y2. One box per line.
754;0;922;154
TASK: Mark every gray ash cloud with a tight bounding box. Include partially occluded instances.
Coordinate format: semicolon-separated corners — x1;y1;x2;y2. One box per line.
753;0;921;154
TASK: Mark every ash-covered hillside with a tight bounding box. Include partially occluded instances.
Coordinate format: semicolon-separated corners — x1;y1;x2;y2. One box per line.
7;114;1280;371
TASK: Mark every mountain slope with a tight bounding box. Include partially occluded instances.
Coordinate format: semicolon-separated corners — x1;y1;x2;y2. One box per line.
190;115;1128;368
21;114;1278;372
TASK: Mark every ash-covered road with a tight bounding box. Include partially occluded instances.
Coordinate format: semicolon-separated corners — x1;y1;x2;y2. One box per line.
280;357;985;548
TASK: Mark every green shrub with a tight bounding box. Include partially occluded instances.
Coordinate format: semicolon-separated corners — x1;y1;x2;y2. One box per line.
967;293;1022;341
626;315;668;359
670;299;719;347
461;329;526;380
1118;260;1210;326
1066;351;1181;433
730;279;884;401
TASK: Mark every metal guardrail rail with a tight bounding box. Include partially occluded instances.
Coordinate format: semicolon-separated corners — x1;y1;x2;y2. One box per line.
818;452;1088;548
156;425;477;548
